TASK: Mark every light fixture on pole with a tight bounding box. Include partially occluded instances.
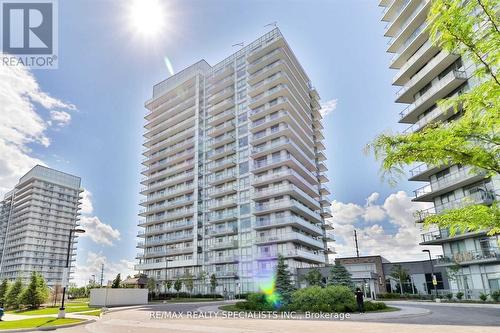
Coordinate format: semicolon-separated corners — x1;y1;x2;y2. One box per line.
422;249;437;298
58;227;85;319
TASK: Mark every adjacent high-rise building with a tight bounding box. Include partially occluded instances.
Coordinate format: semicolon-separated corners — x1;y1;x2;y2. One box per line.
136;28;334;294
379;0;500;297
0;165;83;287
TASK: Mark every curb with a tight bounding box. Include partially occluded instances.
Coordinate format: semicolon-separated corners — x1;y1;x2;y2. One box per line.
0;318;95;333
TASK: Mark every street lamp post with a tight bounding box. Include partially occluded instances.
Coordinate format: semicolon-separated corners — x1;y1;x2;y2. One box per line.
58;228;85;319
422;250;437;298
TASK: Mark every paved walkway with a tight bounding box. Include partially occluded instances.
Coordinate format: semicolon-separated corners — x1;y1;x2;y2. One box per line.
383;300;500;308
3;311;98;322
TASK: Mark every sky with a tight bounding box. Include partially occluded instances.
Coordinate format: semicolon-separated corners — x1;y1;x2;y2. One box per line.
0;0;443;286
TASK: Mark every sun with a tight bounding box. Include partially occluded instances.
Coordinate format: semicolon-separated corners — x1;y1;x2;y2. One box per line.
128;0;166;36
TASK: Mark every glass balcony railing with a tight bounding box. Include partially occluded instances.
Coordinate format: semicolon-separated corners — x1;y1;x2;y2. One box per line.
437;248;500;265
400;70;467;120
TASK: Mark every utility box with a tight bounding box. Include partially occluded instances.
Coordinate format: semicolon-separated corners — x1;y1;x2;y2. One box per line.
90;288;148;307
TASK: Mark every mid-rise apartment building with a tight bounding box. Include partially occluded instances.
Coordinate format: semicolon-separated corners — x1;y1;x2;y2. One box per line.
0;165;83;287
136;28;334;294
379;0;500;298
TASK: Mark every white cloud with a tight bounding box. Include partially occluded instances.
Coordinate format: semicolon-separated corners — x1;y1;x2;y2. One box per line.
0;65;75;195
320;99;337;117
80;216;121;246
49;110;72;127
329;191;441;261
73;251;135;286
80;189;94;215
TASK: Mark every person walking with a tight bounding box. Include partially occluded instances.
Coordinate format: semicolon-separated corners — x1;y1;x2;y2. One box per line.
355;288;364;313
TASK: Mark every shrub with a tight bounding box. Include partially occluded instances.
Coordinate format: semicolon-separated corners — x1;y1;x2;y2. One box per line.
479;293;488;302
491;290;500;302
363;301;388;311
234;293;275;311
5;278;23;309
445;293;453;301
455;292;464;300
290;285;356;313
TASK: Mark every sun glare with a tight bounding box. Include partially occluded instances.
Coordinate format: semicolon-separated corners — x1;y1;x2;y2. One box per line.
128;0;166;36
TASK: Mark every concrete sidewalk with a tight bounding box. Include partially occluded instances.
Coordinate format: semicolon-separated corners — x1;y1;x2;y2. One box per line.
383;300;500;309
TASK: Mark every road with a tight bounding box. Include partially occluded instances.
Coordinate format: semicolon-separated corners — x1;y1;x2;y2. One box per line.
45;300;500;333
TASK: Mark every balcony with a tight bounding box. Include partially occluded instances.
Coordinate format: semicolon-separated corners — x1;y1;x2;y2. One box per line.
252;155;317;185
208;132;236;149
207;211;238;223
140;197;194;216
253;184;320;210
142;221;194;236
381;0;405;23
256;231;324;249
210;255;239;264
207;155;237;172
145;88;196;121
207;145;236;160
412;167;487;202
393;40;439;86
208;240;238;250
251;138;315;171
386;0;428;41
141;234;194;247
399;70;467;123
436;248;500;267
145;103;196;135
207;108;236;127
208;98;235;116
249;71;288;97
141;170;194;193
208;87;234;105
402;103;457;134
420;228;488;245
209;197;238;211
140;184;195;205
256;249;325;263
395;51;459;103
212;270;238;278
248;84;287;110
209;225;238;236
207;121;235;137
254;215;323;235
390;21;429;69
140;208;194;225
208;170;237;186
142;246;195;258
209;65;234;84
208;75;234;95
207;184;237;198
252;168;318;198
248;48;284;74
143;138;195;164
254;199;322;223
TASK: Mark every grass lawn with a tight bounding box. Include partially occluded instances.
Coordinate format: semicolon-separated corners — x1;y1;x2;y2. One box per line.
7;302;97;315
0;317;83;330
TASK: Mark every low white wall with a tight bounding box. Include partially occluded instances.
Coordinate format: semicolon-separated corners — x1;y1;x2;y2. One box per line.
90;288;148;307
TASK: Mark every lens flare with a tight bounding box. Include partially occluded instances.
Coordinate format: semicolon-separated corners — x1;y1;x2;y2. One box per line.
164;56;175;76
257;265;282;309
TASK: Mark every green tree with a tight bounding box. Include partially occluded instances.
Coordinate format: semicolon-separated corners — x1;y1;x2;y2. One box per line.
184;273;194;296
198;271;208;294
0;280;9;307
173;279;182;297
275;255;295;307
165;280;172;293
111;274;121;288
367;0;500;236
390;265;410;295
303;268;324;287
5;278;23;309
328;263;355;290
210;274;217;295
19;272;49;309
146;277;156;300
